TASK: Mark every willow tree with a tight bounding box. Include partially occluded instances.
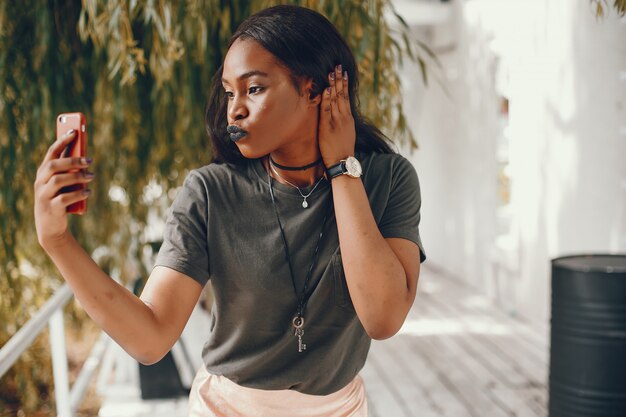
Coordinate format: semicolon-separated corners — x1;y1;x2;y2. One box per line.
0;0;434;412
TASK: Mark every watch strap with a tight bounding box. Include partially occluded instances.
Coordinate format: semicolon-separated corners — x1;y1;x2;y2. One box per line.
326;161;346;180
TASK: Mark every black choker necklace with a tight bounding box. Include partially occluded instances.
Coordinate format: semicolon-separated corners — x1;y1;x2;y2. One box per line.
269;155;323;171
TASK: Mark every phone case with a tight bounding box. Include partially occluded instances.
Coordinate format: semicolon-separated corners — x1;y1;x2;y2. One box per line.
56;112;88;215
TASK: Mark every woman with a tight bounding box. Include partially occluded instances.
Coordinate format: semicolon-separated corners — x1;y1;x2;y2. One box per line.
34;5;426;416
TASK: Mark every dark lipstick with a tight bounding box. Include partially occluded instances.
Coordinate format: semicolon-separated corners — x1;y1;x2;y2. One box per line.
227;125;248;142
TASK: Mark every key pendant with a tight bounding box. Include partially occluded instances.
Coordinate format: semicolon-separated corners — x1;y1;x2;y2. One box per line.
292;316;307;352
296;328;306;352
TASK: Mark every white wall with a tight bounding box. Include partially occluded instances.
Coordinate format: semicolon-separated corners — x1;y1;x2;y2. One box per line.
394;0;626;325
509;0;626;323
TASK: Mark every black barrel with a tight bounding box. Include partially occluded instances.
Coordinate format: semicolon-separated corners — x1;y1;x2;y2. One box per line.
549;254;626;417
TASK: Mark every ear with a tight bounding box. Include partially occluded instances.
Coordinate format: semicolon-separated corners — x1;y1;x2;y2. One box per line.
303;79;322;106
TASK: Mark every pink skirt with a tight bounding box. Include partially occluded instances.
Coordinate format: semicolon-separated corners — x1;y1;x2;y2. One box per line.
188;365;369;417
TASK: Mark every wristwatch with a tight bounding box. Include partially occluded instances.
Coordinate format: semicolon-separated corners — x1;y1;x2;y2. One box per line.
326;156;362;180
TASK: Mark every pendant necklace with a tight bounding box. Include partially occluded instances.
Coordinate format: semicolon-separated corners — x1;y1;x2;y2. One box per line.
269;159;325;209
267;161;333;352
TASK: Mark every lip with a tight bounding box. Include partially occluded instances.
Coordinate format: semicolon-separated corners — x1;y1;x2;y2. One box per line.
227;125;248;142
229;131;248;142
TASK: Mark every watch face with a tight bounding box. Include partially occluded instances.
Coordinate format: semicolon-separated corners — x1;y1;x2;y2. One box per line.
345;156;362;177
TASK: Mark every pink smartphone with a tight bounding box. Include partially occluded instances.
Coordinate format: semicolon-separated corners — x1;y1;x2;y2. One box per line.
56;112;88;215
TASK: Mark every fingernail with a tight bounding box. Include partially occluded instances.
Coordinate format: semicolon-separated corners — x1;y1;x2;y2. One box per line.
84;171;95;178
338;64;342;73
66;129;75;136
327;87;331;94
83;189;92;195
330;72;335;80
343;71;348;80
81;157;93;165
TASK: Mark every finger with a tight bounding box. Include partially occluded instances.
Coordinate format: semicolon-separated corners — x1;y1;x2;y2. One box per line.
336;70;350;116
328;70;338;119
41;171;95;200
51;187;91;210
335;65;350;115
319;85;333;127
37;156;92;186
334;64;345;101
43;129;78;164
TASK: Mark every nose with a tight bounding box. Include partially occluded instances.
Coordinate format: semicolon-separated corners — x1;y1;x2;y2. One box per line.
227;95;248;123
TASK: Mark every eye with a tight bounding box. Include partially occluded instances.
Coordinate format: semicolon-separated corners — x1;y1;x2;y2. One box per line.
224;90;234;100
248;86;264;94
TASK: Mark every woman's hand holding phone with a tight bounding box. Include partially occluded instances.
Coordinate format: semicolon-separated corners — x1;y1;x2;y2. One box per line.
34;128;94;250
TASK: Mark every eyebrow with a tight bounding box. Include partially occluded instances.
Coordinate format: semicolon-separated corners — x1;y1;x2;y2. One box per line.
222;70;269;84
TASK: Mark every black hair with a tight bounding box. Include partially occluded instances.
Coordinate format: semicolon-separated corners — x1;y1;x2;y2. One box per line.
205;4;396;164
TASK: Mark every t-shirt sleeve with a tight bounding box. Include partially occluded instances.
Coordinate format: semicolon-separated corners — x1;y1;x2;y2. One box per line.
378;156;426;263
153;170;211;286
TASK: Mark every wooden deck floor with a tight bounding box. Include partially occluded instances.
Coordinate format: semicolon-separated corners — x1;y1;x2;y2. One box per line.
98;264;549;417
361;265;548;417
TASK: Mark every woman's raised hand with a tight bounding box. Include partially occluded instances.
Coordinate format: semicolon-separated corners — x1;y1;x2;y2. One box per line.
318;64;356;167
34;129;94;249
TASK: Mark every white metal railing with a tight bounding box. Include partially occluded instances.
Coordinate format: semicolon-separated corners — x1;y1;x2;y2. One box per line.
0;283;110;417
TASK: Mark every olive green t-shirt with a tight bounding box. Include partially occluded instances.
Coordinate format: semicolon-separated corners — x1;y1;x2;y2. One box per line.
154;151;426;395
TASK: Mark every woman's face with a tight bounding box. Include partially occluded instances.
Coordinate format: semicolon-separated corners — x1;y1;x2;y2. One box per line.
222;38;320;159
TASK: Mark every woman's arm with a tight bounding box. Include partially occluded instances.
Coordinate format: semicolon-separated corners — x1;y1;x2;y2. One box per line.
43;235;202;364
318;65;421;339
35;130;202;364
331;175;421;340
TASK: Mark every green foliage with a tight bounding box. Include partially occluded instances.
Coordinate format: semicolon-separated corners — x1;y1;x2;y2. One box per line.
591;0;626;17
0;0;430;412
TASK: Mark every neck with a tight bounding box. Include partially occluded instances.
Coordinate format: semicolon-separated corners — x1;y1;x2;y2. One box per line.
265;151;326;188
